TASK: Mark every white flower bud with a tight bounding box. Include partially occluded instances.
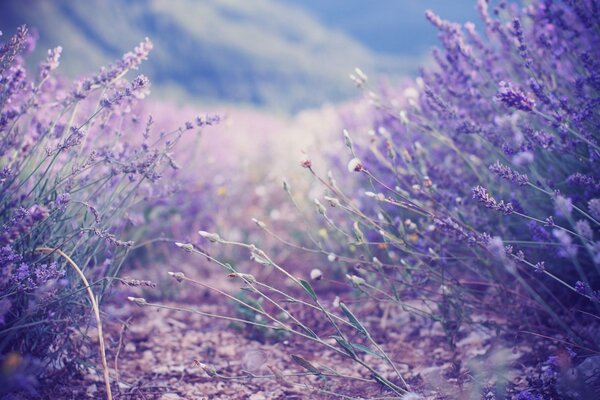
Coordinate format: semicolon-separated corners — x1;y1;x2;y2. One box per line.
198;230;221;243
228;272;257;283
310;268;323;281
175;242;194;252
168;271;186;282
346;274;366;286
127;297;147;306
324;196;341;207
314;198;327;215
347;157;363;172
343;129;353;149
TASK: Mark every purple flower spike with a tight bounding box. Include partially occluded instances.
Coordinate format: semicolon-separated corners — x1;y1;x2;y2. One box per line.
496;81;535;112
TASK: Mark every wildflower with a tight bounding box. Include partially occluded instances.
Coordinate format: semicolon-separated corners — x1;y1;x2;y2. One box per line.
324;196;340;207
472;186;514;214
515;391;543;400
343;129;353;149
310;269;323;281
39;46;62;80
552;229;577;258
495;81;535;112
54;193;70;209
347;157;363;172
575;220;593;239
346;274;366;287
195;114;221;127
589;198;600;220
120;277;157;288
0;299;11;327
300;159;312;169
198;230;221;243
349;67;367;87
250;246;271;265
168;271;186;282
534;261;545;273
352;221;365;243
327;253;337;262
175;242;194;252
251;218;266;229
554;195;573;218
127;297;148;306
228;272;257;283
313;199;327;215
472;186;497;209
488;161;529;186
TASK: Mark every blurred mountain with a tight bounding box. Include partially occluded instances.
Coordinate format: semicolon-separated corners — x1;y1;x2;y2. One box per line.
0;0;470;112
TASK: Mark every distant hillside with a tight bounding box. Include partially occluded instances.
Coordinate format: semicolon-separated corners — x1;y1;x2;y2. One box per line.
0;0;428;112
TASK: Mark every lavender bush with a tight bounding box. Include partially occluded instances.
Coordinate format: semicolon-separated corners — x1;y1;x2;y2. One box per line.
0;26;216;394
333;0;600;340
145;0;600;398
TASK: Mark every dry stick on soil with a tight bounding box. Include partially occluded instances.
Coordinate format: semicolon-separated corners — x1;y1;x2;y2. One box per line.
35;247;113;400
114;317;131;389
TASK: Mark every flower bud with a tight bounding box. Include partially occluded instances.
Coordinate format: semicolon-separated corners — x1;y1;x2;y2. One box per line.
168;271;186;282
175;242;194;252
310;268;323;281
198;230;221;243
127;297;147;306
347;157;363;172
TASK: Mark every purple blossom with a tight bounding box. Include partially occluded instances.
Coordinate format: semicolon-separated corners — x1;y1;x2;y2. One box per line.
495;81;536;112
195;114;221;127
575;280;588;295
489;161;529;185
0;298;11;326
552;229;577;258
515;391;543;400
534;261;545;273
38;46;62;80
554;195;573;218
472;186;514;214
528;221;550;242
589;198;600;220
54;193;70;209
574;220;593;239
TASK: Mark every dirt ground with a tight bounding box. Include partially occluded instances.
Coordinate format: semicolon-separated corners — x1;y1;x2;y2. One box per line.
38;278;548;400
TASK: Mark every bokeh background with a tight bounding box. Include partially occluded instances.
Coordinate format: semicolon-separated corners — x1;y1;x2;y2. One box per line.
1;0;477;113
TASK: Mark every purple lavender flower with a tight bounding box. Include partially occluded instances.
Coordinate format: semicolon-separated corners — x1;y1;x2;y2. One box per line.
575;280;588;295
554;195;573;218
489;161;529;185
574;220;593;239
528;221;550;242
472;185;497;209
495;81;536;112
0;298;11;326
472;186;514;214
54;193;70;209
515;391;543;400
38;46;62;81
195;114;221;127
552;229;578;258
534;261;545;273
589;198;600;220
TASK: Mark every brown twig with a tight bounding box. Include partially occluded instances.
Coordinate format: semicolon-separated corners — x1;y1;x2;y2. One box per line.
114;317;131;390
36;247;113;400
